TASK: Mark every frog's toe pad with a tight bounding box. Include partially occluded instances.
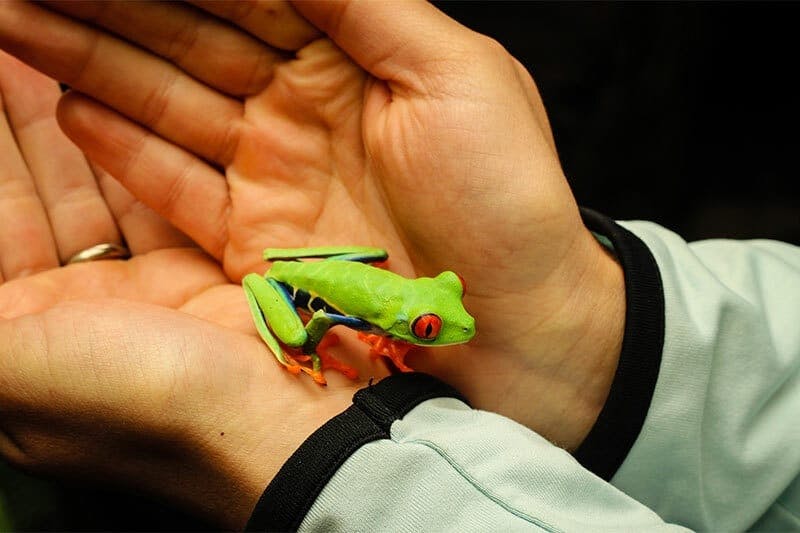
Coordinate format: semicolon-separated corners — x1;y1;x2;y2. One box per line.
284;364;303;375
280;354;305;376
298;366;328;386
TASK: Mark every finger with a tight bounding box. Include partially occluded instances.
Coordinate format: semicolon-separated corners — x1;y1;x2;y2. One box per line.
42;0;283;97
0;88;59;280
0;52;121;264
57;91;229;260
189;0;321;51
0;248;227;320
94;165;194;255
0;0;243;166
292;0;474;93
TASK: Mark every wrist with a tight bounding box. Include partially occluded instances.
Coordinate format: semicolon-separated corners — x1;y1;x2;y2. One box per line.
482;223;625;451
172;346;360;529
486;225;624;450
549;228;625;449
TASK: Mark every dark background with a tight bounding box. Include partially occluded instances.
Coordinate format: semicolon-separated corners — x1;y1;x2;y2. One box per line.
439;1;799;244
5;2;799;532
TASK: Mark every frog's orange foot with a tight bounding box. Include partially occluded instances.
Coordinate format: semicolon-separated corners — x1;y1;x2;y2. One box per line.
296;365;327;386
281;354;304;376
280;352;325;384
317;333;359;381
357;333;415;372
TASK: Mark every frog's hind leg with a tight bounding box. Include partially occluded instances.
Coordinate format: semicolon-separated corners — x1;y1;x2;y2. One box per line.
264;246;388;264
242;273;308;376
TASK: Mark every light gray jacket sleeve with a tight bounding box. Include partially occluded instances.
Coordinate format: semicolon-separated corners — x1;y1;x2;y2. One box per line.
302;395;686;532
245;373;686;532
611;221;800;531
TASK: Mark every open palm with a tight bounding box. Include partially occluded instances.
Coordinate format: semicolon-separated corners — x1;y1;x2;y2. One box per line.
0;1;624;444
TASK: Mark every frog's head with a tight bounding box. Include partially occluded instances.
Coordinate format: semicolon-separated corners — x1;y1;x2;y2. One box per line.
388;271;476;346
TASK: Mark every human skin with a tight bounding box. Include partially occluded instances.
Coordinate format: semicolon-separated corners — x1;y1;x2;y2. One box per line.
0;1;625;528
0;49;378;527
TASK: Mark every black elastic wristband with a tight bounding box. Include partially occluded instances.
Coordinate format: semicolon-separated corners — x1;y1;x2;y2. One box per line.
574;208;665;481
245;373;468;532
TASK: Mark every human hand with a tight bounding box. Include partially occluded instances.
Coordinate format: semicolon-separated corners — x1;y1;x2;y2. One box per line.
0;300;371;529
0;1;624;449
0;51;383;528
0;47;224;327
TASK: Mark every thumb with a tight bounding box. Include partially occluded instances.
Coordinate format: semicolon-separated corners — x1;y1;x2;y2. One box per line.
292;0;476;91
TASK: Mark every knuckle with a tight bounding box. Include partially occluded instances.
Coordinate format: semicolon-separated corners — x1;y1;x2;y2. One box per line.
471;33;515;68
212;117;243;167
139;69;179;130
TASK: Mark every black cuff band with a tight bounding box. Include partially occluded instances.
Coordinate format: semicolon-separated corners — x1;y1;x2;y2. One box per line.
574;208;665;481
245;373;468;532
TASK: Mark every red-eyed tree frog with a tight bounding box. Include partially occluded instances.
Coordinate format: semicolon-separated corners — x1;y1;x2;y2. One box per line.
242;246;476;385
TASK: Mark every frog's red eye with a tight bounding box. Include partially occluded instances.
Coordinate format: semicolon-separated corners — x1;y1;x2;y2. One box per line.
411;314;442;340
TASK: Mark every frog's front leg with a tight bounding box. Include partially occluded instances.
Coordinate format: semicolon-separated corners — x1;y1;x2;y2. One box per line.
357;333;415;372
302;311;367;382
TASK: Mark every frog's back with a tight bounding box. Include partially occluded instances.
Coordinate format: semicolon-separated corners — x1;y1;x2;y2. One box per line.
268;260;408;320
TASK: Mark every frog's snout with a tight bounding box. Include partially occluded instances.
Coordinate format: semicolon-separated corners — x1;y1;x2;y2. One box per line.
462;317;476;339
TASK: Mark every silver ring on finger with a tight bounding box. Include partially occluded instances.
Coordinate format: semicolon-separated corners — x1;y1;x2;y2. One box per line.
66;243;132;265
